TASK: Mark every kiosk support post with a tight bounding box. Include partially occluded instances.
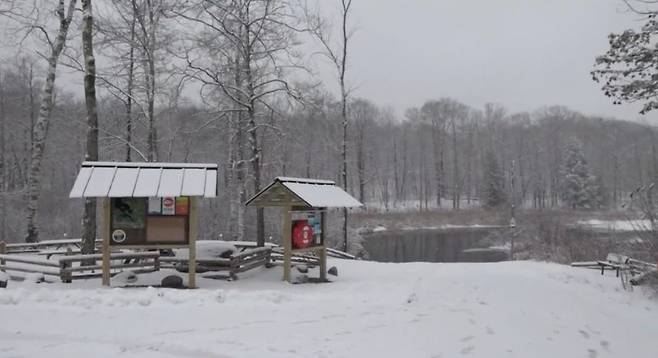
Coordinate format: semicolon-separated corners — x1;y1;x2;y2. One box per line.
188;197;198;289
320;210;327;281
283;205;292;283
101;198;111;286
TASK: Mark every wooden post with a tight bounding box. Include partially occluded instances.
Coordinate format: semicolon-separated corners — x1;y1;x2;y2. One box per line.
0;241;6;271
188;197;198;289
282;205;292;283
319;210;327;281
101;198;111;286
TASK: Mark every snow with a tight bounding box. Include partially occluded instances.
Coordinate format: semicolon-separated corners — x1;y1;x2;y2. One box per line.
276;177;336;184
373;225;388;232
398;224;505;231
70;162;218;198
1;260;656;357
578;219;653;232
174;241;239;260
108;167;140;197
282;181;362;207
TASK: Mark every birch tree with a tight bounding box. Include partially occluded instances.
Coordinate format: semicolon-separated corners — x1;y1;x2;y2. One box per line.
25;0;77;243
80;0;99;256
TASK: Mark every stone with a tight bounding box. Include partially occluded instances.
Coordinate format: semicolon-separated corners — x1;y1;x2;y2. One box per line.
328;266;338;276
161;275;184;289
114;271;138;285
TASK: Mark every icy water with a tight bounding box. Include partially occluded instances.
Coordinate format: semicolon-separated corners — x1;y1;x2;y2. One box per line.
363;227;509;263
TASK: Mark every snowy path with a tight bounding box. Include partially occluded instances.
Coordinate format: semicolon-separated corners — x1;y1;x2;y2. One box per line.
1;261;657;358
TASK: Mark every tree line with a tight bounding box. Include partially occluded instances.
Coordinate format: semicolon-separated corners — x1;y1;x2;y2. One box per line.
0;0;657;250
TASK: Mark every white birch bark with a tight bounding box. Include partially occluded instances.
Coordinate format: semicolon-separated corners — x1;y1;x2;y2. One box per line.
25;0;77;243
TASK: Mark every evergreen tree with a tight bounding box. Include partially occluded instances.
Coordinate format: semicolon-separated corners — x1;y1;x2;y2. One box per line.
560;138;599;209
482;150;507;208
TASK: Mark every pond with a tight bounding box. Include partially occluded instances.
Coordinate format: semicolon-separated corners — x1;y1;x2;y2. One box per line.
363;227;509;263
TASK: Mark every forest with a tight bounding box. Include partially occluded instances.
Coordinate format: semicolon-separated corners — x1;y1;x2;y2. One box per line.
0;0;656;251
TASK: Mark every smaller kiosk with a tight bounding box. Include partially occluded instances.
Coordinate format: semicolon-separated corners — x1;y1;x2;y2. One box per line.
246;177;362;282
69;161;218;288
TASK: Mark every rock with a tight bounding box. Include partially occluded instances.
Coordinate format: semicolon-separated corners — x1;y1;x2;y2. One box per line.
161;275;184;289
328;266;338;276
296;264;308;274
114;271;138;285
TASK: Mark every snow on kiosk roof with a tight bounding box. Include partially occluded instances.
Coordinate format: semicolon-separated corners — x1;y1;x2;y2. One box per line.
69;161;218;198
246;177;362;208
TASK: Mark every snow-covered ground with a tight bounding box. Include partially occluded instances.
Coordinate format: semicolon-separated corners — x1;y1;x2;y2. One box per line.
577;219;653;232
1;260;657;358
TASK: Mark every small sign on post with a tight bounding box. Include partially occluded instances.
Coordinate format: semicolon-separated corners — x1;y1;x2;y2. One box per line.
246;177;362;283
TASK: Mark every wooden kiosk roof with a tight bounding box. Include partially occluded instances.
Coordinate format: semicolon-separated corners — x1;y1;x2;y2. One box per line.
69;161;218;198
246;177;362;208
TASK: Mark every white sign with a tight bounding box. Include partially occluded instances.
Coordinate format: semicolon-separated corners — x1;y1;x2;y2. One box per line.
148;197;162;214
162;197;175;215
111;229;127;243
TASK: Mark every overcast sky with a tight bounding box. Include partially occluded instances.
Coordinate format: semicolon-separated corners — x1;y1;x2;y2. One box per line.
1;0;653;123
316;0;656;122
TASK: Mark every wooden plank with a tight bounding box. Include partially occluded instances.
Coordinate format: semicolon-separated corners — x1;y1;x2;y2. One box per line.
0;254;60;267
102;198;111;286
188;197;198;288
237;259;268;273
60;251;159;263
63;261;157;273
0;265;60;276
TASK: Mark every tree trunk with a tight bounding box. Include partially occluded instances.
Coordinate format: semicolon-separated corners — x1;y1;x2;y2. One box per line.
25;0;77;243
0;73;5;244
81;0;99;257
125;7;136;162
451;118;459;210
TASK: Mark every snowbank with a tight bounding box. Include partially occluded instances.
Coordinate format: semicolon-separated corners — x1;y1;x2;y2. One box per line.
1;260;657;358
577;219;653;232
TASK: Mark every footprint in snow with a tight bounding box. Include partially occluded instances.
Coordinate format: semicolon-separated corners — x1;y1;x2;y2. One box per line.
599;340;610;350
587;348;598;358
460;335;474;342
578;329;590;339
407;293;418;304
460;345;475;355
486;326;495;335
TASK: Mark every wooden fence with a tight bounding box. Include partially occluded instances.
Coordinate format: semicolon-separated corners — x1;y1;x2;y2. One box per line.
161;247;272;280
0;247;159;283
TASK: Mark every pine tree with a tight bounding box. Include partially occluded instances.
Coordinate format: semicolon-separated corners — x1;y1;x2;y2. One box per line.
560;138;599;209
482;150;507;208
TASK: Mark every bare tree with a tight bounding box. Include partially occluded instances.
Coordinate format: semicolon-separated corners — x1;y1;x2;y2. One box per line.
307;0;353;251
174;0;303;245
25;0;77;243
80;0;99;256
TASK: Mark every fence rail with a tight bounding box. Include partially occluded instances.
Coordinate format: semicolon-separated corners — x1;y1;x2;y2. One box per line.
161;246;272;279
0;245;160;283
